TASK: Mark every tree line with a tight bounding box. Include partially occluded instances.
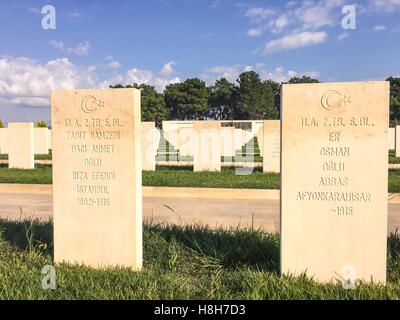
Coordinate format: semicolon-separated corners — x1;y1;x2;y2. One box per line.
110;71;319;125
0;120;47;128
111;72;400;126
0;73;398;128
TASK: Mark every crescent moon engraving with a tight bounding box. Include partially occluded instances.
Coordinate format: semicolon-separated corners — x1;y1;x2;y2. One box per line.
321;90;341;111
81;95;105;114
321;90;351;111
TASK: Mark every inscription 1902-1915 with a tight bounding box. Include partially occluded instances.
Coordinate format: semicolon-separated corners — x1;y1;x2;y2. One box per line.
52;88;142;270
64;116;123;208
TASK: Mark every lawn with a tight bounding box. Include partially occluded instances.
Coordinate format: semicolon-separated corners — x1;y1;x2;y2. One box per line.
0;218;399;300
0;151;52;161
0;164;279;189
0;164;53;184
2;165;400;192
389;150;400;164
144;166;279;189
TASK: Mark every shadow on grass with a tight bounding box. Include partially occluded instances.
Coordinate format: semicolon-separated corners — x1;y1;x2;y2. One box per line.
1;217;399;278
146;221;280;273
0;218;53;256
156;165;194;171
0;217;280;272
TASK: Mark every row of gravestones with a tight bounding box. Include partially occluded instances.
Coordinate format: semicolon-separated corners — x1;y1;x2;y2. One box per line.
0;125;51;169
7;81;391;285
0;120;400;172
142;120;280;172
392;127;400;157
0;119;279;173
4;119;395;174
161;120;261;159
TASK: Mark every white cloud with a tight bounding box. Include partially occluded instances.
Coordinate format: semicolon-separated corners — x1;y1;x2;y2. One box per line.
99;63;181;92
0;56;96;108
210;0;221;8
0;56;181;108
201;64;319;84
270;15;290;33
108;60;121;70
49;40;91;56
245;7;276;23
373;25;386;32
263;31;327;54
67;11;81;18
243;0;344;52
258;66;319;83
160;61;177;76
247;28;263;37
244;0;344;33
293;0;344;30
337;32;349;41
370;0;400;12
28;7;41;14
121;67;180;91
201;65;243;83
49;40;64;51
67;41;90;56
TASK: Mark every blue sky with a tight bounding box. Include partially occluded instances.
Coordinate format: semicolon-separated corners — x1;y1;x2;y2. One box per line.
0;0;399;124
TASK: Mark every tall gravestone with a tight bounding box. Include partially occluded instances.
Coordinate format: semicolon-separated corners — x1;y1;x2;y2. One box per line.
281;81;389;284
8;122;34;169
193;121;221;172
388;127;395;150
233;128;252;152
51;88;142;270
48;129;52;150
0;128;8;154
256;125;264;156
263;120;280;173
34;127;50;155
177;127;194;157
220;127;235;158
141;122;157;171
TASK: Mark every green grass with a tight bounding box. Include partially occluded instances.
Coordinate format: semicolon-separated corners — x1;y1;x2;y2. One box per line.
0;164;52;184
35;150;52;160
144;166;279;189
388;170;400;192
0;151;52;161
2;165;400;192
0;164;278;189
0;218;399;300
389;150;400;164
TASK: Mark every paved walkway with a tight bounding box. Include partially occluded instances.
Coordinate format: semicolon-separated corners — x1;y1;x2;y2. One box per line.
0;184;399;234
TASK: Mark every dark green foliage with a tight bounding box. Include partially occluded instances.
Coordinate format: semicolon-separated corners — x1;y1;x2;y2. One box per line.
36;120;47;128
110;83;168;126
208;78;236;120
164;78;209;120
235;71;278;120
387;77;400;124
